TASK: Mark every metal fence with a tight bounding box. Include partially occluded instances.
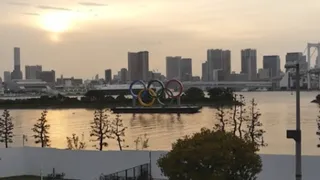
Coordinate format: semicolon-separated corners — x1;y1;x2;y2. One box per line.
100;163;150;180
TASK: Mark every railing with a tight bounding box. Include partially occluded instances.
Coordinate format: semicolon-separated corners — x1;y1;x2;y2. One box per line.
99;163;150;180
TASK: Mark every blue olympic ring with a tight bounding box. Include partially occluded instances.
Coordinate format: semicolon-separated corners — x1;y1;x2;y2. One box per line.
129;80;146;98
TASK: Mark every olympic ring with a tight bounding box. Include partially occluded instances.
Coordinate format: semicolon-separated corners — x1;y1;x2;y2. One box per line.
156;88;174;106
129;79;184;107
165;79;184;98
129;80;146;98
137;88;157;107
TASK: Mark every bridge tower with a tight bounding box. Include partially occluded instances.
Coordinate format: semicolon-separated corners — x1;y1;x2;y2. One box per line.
307;43;320;89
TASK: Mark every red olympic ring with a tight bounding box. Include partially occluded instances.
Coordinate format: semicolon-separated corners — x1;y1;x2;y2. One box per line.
165;79;184;98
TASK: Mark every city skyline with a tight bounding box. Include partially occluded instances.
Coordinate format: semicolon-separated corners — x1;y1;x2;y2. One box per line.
1;46;317;81
1;0;320;78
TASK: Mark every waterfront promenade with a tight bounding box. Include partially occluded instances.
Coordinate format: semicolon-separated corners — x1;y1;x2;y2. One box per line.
0;147;318;180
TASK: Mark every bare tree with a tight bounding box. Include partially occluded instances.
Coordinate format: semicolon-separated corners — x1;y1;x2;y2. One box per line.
66;133;86;150
134;133;149;150
110;113;128;151
32;110;50;148
0;109;14;148
231;94;238;135
90;109;112;151
316;110;320;147
246;98;266;148
237;95;247;139
214;105;229;132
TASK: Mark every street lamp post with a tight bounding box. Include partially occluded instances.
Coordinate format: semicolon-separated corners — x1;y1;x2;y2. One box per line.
285;63;302;180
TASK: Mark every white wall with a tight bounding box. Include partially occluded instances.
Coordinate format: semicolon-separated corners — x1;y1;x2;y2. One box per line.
0;147;319;180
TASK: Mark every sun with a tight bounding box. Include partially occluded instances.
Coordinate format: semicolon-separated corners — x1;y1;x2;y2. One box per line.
39;12;76;33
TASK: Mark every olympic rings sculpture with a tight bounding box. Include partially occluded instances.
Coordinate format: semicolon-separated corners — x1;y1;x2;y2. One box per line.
129;79;184;107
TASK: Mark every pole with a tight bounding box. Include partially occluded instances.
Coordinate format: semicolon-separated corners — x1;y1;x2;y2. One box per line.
295;63;302;180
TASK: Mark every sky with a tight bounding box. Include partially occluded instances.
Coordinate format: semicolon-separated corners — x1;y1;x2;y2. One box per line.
0;0;320;79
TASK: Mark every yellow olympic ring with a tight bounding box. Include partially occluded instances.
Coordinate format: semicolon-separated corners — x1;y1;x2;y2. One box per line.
137;88;157;107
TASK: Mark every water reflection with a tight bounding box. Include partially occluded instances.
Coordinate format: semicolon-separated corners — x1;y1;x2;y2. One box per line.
0;92;320;155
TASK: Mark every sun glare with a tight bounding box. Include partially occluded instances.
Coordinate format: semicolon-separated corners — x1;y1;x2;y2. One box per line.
39;12;76;33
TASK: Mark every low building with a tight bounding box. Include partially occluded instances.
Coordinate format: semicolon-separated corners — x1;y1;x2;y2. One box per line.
57;77;83;87
258;68;270;79
40;70;55;84
5;79;51;92
227;73;248;81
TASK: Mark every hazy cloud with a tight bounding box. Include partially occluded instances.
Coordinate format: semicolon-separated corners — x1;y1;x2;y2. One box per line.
7;2;30;6
78;2;108;6
37;5;71;11
22;12;40;16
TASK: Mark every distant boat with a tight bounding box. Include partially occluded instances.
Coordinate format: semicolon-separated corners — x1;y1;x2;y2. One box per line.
241;88;249;92
256;88;268;92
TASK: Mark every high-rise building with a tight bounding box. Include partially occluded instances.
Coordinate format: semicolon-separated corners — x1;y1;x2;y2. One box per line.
104;69;112;84
11;47;23;80
40;70;55;83
222;50;231;78
3;71;11;82
180;58;192;81
166;56;181;80
207;49;231;81
263;55;280;78
285;52;307;72
285;52;303;64
25;65;42;79
120;68;128;83
128;51;149;81
202;61;208;81
241;49;257;81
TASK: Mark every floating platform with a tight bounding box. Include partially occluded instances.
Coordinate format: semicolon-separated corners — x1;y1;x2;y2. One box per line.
110;106;202;114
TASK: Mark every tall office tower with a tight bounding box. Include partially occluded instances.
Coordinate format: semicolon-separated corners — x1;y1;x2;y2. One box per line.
104;69;112;83
241;48;257;81
128;51;149;81
263;55;280;78
207;49;231;81
120;68;128;83
222;50;231;79
11;47;23;80
166;56;181;80
3;71;11;82
180;58;192;81
202;61;208;81
25;65;42;79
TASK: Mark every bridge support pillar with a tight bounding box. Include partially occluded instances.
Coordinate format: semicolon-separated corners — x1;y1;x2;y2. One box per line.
132;98;136;107
288;74;291;90
318;73;320;90
307;45;311;90
177;97;181;107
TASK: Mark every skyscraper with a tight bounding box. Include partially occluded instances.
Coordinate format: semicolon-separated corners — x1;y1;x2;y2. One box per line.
263;55;280;78
128;51;149;81
202;61;208;81
241;49;257;81
180;58;192;81
104;69;112;83
207;49;231;81
120;68;128;84
25;65;42;79
166;56;181;80
11;47;23;80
